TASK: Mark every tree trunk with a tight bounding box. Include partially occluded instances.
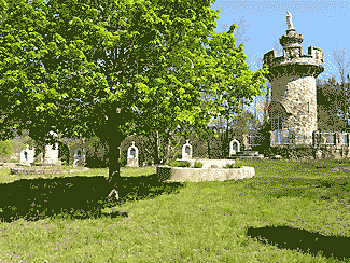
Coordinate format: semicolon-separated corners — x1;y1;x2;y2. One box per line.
160;129;183;164
69;148;75;165
153;131;161;165
165;134;171;164
225;117;229;157
82;138;86;166
207;139;211;159
263;83;271;124
107;138;124;189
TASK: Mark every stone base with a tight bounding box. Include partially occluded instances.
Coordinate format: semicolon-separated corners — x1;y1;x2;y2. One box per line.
126;163;139;167
10;167;89;176
126;157;139;167
156;166;255;183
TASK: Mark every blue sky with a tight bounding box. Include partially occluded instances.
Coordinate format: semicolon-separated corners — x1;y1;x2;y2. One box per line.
26;1;350;138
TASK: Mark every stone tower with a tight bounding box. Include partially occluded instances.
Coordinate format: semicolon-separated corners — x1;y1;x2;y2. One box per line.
263;11;324;146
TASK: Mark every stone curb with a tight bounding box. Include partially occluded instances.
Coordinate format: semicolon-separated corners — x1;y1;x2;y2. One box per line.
9;167;89;176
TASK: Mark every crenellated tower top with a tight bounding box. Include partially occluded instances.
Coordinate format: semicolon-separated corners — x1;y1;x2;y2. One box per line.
263;11;324;82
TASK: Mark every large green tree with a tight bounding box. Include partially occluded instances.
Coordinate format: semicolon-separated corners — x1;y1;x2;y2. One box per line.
0;0;268;194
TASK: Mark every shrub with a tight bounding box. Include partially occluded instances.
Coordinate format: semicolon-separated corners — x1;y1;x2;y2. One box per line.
10;158;15;163
61;161;67;166
193;161;204;168
168;161;192;167
225;161;244;169
33;161;42;166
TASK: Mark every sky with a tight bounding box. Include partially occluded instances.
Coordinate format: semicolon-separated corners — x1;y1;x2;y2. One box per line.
15;0;350;139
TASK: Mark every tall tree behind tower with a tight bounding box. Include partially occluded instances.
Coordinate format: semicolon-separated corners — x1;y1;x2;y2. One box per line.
331;45;350;129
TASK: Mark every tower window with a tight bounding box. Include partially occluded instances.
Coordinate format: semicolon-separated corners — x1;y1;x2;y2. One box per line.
307;102;309;113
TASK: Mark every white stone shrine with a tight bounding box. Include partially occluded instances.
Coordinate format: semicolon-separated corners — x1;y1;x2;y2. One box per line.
73;148;86;166
126;141;139;167
182;139;193;159
43;143;60;165
19;145;34;165
40;131;61;165
229;138;240;156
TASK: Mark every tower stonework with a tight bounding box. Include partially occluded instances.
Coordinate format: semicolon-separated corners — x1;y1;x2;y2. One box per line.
263;11;324;146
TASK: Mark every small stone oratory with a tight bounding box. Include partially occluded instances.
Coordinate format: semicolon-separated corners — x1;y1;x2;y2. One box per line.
229;138;240;156
126;141;139;167
264;11;324;145
182;139;193;159
19;145;35;165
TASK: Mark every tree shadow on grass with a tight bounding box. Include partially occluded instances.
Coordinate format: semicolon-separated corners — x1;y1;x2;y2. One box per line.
0;174;186;223
246;223;350;262
112;173;187;204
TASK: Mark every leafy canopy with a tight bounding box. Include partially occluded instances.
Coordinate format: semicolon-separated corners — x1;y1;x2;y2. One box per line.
0;0;268;157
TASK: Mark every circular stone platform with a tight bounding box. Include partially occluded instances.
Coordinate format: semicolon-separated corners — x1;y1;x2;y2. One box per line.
156;166;255;183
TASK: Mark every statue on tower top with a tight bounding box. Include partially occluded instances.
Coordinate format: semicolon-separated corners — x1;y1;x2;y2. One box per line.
286;11;295;30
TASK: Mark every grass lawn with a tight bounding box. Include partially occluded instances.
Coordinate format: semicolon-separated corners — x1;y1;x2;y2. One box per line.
40;165;86;170
18;165;86;170
1;159;350;262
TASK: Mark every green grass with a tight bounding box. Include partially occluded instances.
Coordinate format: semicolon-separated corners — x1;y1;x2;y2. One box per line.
40;165;85;169
22;165;86;170
5;164;85;170
1;159;350;262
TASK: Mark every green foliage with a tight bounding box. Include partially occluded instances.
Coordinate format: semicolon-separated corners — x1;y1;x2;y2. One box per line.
0;0;268;178
225;161;245;169
33;161;42;166
167;161;203;168
10;158;15;163
0;140;14;159
168;161;192;168
193;161;204;168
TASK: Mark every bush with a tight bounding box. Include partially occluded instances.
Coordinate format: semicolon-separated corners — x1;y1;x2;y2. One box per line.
225;161;244;169
61;161;67;166
193;161;204;168
10;158;16;163
33;161;42;166
168;161;192;167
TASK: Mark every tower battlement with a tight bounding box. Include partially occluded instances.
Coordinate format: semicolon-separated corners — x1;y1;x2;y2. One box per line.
263;45;324;73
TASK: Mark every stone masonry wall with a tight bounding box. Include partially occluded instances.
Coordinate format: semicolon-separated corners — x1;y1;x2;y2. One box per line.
270;74;318;144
